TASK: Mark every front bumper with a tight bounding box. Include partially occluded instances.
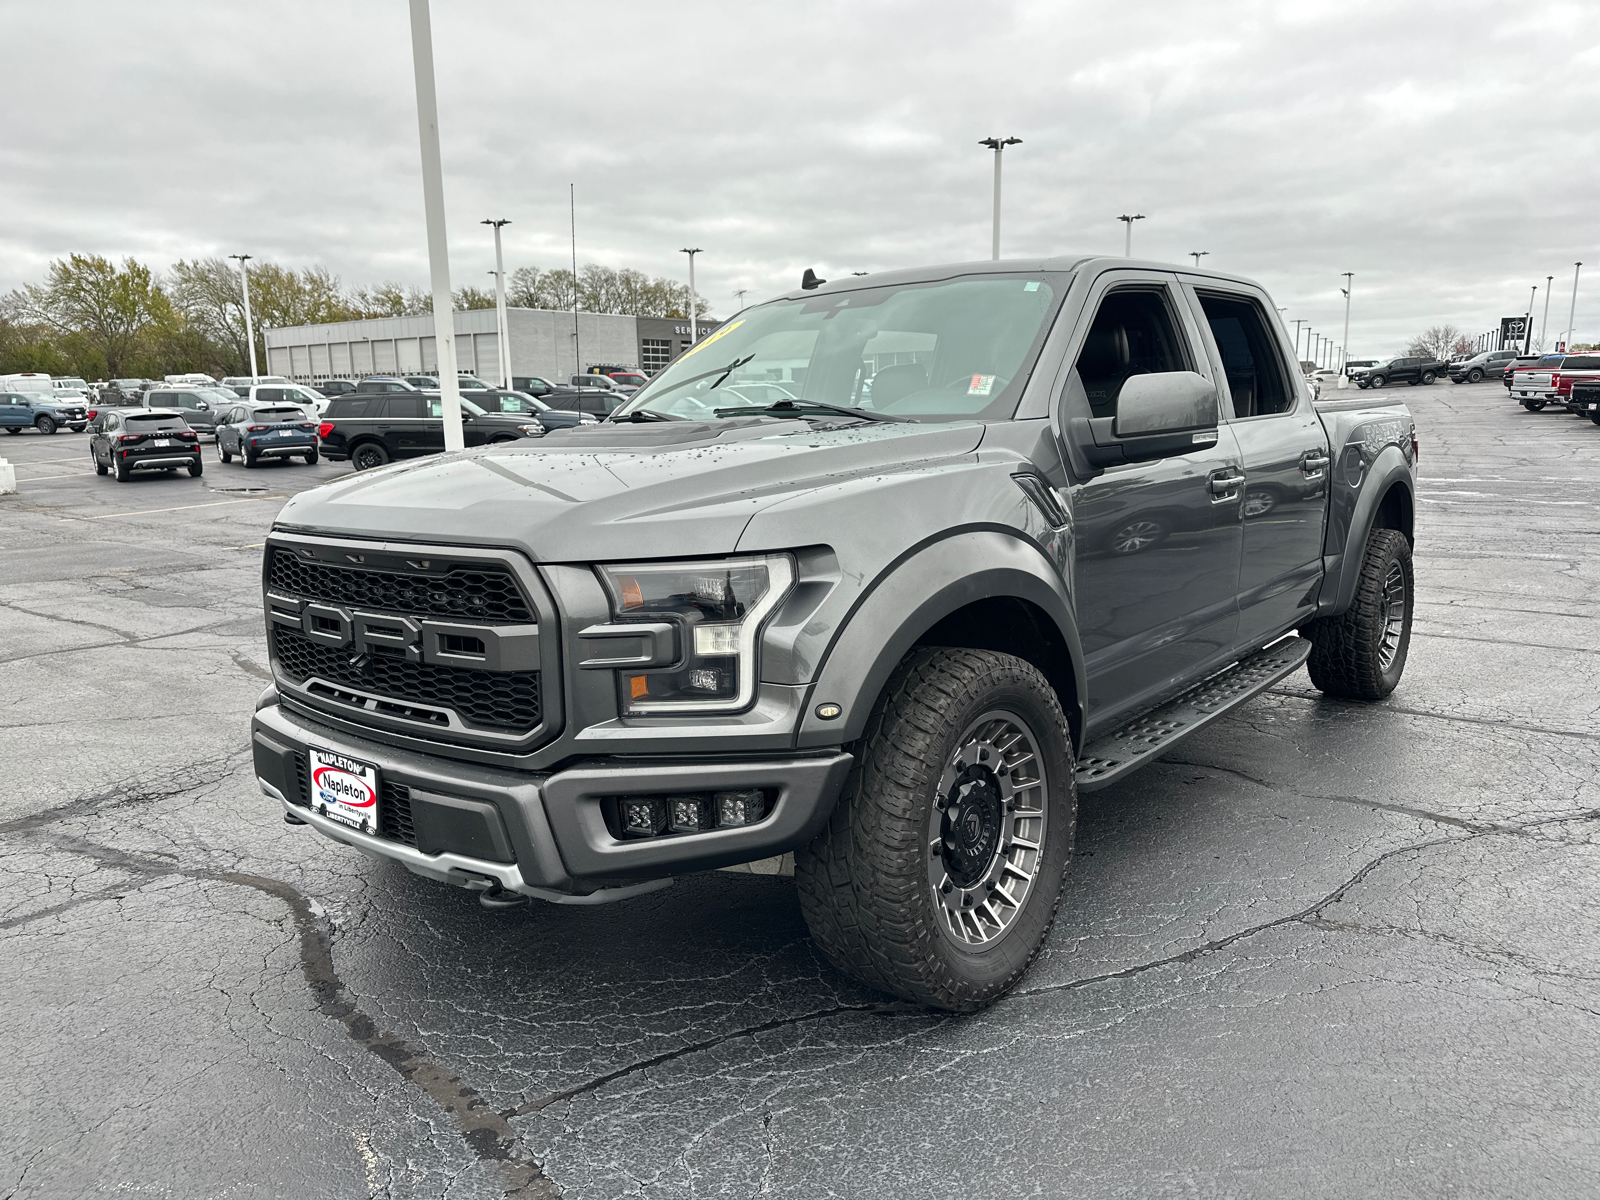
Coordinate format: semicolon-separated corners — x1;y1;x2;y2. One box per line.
251;698;852;901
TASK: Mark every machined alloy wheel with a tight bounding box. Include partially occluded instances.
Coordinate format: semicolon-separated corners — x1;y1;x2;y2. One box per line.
1376;558;1407;673
1110;517;1165;555
925;712;1050;949
1369;374;1386;388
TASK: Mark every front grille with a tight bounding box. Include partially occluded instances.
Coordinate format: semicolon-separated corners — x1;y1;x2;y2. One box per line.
268;549;532;624
272;626;541;733
381;783;418;846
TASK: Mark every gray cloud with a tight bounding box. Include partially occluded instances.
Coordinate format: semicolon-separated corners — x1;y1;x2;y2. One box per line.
5;0;1597;355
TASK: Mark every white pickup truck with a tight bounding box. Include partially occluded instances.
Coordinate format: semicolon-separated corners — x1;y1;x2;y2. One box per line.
1510;354;1567;411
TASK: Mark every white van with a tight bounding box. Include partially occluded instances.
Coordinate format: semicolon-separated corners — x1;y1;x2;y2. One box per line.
1;372;55;396
164;373;217;387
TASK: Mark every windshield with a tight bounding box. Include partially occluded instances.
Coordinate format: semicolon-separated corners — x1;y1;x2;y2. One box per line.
614;273;1063;423
8;378;53;395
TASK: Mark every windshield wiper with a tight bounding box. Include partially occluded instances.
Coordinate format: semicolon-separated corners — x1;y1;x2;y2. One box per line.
607;408;681;423
711;398;907;424
636;355;756;404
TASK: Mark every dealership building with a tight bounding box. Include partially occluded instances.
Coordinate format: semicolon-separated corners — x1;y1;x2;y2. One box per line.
263;308;721;385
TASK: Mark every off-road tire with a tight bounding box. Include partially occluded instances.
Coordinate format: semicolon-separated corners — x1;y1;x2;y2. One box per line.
188;459;203;477
35;415;57;435
1306;528;1413;700
795;648;1076;1012
352;442;390;471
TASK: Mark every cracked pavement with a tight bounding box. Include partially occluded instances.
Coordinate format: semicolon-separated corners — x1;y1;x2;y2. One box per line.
3;382;1599;1198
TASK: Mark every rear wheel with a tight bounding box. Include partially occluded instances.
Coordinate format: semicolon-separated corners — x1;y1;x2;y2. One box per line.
115;456;131;482
796;648;1076;1011
1306;528;1413;701
352;442;390;471
243;450;257;468
188;459;203;477
1527;400;1547;411
1421;371;1436;385
35;415;57;435
1589;412;1600;426
303;448;319;465
4;426;19;435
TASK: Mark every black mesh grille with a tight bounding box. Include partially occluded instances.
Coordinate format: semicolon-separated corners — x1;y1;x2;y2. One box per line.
291;754;310;807
272;626;540;733
381;783;417;846
268;549;532;624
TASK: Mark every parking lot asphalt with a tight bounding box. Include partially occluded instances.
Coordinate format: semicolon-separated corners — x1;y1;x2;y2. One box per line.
3;382;1599;1199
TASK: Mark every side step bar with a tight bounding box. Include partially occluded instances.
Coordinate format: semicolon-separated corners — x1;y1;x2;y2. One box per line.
1075;635;1313;792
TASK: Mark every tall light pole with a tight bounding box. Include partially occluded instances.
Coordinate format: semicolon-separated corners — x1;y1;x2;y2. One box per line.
1524;284;1537;354
408;0;464;452
1566;262;1584;351
1339;272;1353;385
481;219;512;388
680;248;702;344
1117;213;1146;258
1293;319;1305;363
1540;274;1554;350
228;254;259;383
569;185;580;377
732;288;749;312
978;137;1021;260
1190;251;1209;268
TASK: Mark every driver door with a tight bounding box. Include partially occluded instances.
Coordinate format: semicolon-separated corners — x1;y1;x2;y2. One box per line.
1061;273;1244;736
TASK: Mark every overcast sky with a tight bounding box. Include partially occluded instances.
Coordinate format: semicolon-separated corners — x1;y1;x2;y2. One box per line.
5;0;1597;356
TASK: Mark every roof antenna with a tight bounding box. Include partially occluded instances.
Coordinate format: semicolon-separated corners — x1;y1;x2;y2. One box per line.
801;268;825;290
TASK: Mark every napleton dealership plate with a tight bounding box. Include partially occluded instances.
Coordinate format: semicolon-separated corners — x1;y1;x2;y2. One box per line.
308;747;379;833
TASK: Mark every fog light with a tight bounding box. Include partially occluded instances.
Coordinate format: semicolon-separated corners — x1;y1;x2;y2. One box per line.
621;796;666;837
715;789;765;827
669;795;712;833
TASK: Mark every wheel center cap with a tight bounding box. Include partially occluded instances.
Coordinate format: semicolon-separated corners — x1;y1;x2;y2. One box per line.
942;768;1000;887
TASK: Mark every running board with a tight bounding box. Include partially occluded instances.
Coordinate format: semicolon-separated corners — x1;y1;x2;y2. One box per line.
1075;636;1312;792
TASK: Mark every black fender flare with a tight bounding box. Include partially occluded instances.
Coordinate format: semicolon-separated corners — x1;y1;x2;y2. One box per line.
794;530;1086;751
1316;445;1414;617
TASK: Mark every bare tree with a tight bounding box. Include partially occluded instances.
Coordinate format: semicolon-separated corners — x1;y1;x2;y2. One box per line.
1406;325;1463;360
38;255;173;378
348;282;431;318
452;285;496;311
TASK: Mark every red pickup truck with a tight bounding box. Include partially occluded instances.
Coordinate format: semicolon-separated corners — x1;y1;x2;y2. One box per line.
1551;353;1600;412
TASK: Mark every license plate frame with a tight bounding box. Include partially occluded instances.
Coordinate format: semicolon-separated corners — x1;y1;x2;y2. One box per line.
308;748;380;834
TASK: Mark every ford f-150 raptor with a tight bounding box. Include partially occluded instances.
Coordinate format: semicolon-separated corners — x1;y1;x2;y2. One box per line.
251;255;1419;1011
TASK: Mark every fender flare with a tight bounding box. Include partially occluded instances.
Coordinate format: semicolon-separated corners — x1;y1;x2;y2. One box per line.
794;529;1087;751
1317;445;1414;617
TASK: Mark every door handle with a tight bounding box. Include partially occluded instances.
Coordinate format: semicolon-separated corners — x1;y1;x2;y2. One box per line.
1208;469;1245;497
1300;451;1330;478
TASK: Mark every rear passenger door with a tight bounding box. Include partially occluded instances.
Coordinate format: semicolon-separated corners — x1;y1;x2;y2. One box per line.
1065;272;1245;733
386;395;431;456
1184;284;1330;650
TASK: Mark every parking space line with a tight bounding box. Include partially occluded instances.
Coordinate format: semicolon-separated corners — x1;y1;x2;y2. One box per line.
85;496;287;519
12;472;97;482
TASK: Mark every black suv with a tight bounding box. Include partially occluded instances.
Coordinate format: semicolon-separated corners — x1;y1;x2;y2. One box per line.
317;392;543;470
315;380;358;397
472;389;598;431
89;409;202;480
1358;356;1445;388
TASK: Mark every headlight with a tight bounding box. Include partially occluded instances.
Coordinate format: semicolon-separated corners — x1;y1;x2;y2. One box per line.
517;423;544;435
580;414;599;424
596;554;794;714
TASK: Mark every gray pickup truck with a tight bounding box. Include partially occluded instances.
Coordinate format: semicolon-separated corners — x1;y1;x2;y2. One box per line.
250;256;1418;1011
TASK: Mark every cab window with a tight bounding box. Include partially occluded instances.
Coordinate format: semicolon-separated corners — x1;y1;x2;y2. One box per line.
1197;293;1294;418
1068;288;1193;419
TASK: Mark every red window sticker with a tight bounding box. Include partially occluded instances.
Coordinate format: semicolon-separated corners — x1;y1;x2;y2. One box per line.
968;374;996;396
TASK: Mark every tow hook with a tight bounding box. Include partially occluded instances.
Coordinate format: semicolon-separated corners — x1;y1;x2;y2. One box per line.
283;811;308;826
457;870;529;909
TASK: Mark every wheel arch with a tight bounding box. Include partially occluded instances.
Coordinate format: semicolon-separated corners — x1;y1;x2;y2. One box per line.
794;530;1086;753
1316;447;1415;617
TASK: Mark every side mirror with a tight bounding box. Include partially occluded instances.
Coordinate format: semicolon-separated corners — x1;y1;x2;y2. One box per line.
196;400;209;410
1068;371;1220;469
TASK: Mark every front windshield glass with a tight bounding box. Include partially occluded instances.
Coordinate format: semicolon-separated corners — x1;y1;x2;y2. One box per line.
614;273;1063;423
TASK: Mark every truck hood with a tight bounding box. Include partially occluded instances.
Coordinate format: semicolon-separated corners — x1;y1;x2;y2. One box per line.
274;416;986;561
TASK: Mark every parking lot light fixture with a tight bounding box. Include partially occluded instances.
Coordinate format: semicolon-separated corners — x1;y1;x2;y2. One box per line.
228;254;258;383
1339;272;1353;386
408;0;464;453
978;137;1022;260
1524;285;1538;354
482;219;512;388
1540;275;1553;350
1190;251;1209;268
680;248;702;344
1567;262;1584;351
1117;214;1146;257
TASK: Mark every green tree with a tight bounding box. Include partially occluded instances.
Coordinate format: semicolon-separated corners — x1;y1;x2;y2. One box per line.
348;282;432;318
37;254;172;378
452;284;496;311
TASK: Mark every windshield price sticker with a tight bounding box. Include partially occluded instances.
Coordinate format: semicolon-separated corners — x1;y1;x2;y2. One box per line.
968;374;996;396
308;748;379;834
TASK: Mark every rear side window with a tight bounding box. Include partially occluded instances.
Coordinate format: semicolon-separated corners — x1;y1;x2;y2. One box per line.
385;396;424;419
1198;293;1293;418
326;398;371;418
1560;355;1600;369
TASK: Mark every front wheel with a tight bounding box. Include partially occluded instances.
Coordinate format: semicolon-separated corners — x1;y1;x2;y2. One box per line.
1305;528;1413;701
1368;374;1386;389
218;442;232;463
35;416;57;435
1467;369;1483;383
796;648;1076;1011
95;456;108;476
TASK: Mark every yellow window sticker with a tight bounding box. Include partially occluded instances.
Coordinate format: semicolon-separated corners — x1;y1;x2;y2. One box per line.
678;319;744;362
968;374;996;396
